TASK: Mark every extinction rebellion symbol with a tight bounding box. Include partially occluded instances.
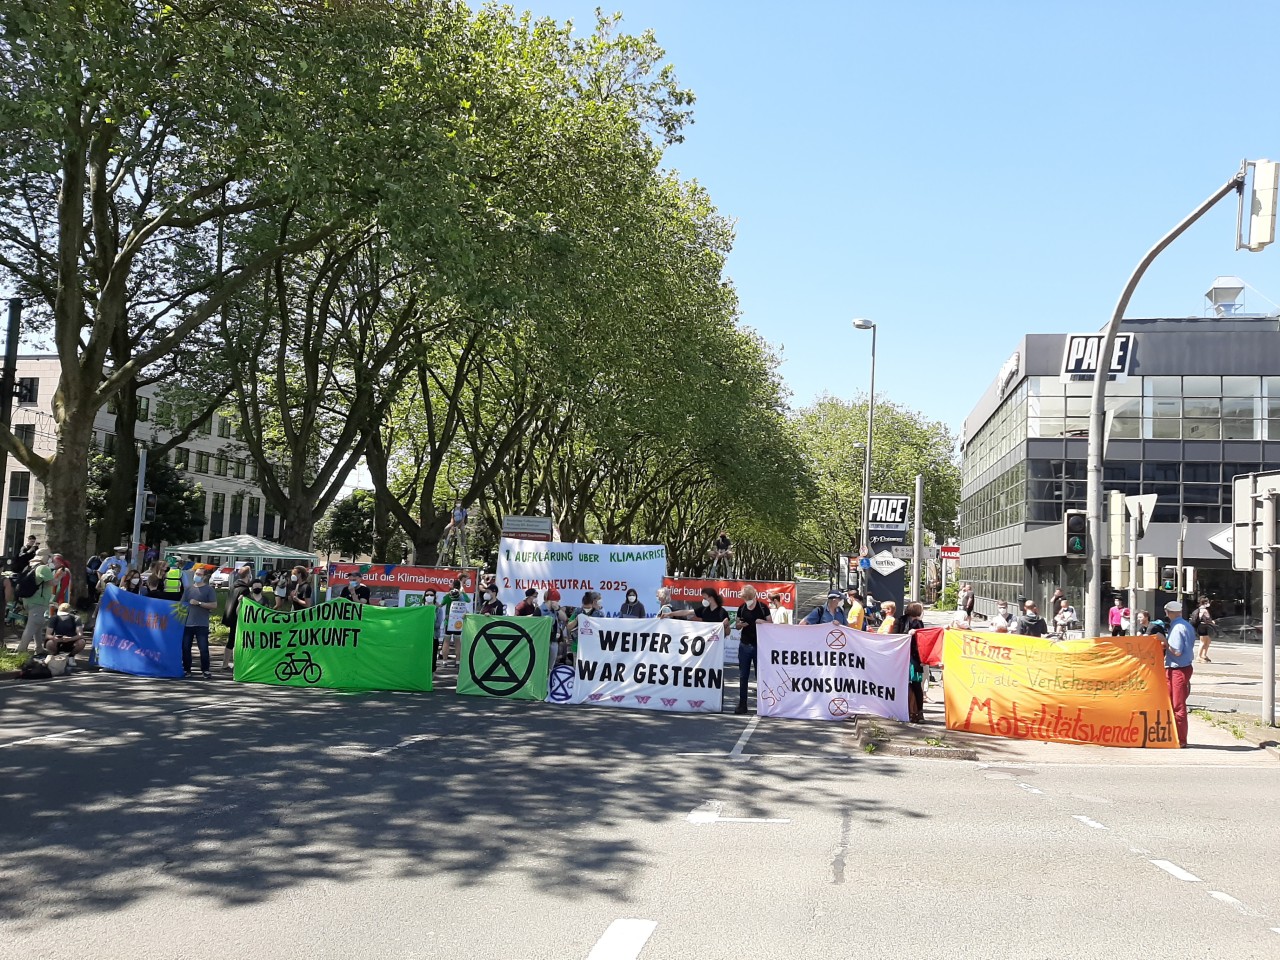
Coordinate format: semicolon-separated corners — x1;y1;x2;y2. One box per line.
470;620;537;697
826;629;846;650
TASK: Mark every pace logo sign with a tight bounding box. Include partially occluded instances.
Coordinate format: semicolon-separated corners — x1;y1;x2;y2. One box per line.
1060;333;1135;383
867;494;911;532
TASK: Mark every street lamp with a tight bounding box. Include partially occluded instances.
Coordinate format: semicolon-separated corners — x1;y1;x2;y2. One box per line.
852;318;877;586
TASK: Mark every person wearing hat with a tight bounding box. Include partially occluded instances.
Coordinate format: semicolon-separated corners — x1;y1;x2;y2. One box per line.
44;602;85;663
16;563;55;654
1163;600;1195;748
99;545;129;583
804;590;849;625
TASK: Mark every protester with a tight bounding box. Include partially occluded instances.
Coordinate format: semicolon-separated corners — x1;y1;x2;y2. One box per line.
1108;597;1126;637
479;581;504;616
1015;600;1048;637
16;563;55;654
961;582;975;626
514;588;542;617
803;591;848;626
705;529;734;578
990;600;1015;633
733;585;770;714
222;566;254;672
99;545;129;582
655;586;675;618
693;587;731;636
11;533;39;573
619;589;646;618
540;587;569;662
140;561;165;597
877;599;898;634
289;565;313;610
160;557;185;601
1191;596;1216;663
123;568;144;594
844;588;865;630
1136;609;1165;638
565;591;604;659
181;567;217;679
899;601;926;723
44;602;84;665
441;498;469;562
440;579;470;662
86;552;105;592
1052;597;1077;636
769;592;792;624
340;571;371;605
1163;600;1195;747
48;554;72;616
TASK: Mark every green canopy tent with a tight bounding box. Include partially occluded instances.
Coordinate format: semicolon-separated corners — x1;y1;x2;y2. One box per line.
165;534;316;572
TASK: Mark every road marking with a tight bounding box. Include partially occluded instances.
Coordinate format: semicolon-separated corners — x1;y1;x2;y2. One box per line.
370;734;434;757
1016;782;1043;794
1150;860;1201;882
173;698;239;715
0;728;88;748
1072;815;1108;830
586;918;657;960
728;716;759;761
1207;891;1258;916
686;800;790;825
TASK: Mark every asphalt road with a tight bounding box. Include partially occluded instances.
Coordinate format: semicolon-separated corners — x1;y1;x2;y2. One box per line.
2;671;1279;960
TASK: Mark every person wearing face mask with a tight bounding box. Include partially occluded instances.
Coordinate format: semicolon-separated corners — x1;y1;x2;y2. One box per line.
694;588;731;637
123;567;144;594
803;591;848;626
287;564;312;610
340;572;371;605
44;602;85;666
439;579;471;663
479;583;504;616
514;588;542;617
565;591;603;661
540;587;569;662
733;585;771;714
181;568;218;678
221;565;254;672
619;589;646;619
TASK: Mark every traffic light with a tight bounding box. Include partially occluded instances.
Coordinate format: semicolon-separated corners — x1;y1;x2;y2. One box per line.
1064;510;1087;557
1160;565;1177;592
143;491;158;523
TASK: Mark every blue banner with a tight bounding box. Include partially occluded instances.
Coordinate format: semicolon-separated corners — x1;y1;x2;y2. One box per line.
93;584;186;678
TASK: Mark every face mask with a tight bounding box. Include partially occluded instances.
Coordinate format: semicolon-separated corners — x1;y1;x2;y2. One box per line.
425;596;436;605
701;598;711;608
484;592;493;601
194;576;205;584
251;587;263;594
746;600;756;609
627;595;636;603
290;575;298;583
58;612;73;620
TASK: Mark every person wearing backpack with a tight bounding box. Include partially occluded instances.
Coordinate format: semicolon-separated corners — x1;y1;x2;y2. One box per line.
15;564;55;654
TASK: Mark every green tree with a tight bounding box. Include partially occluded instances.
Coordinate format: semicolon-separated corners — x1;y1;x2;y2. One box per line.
86;449;205;551
316;492;375;560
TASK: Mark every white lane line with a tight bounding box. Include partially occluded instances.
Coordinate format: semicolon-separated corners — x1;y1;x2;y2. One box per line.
1207;891;1258;916
1016;782;1043;794
1072;815;1108;830
685;800;790;825
586;918;657;960
369;734;433;757
1151;860;1202;882
728;716;760;761
173;698;239;715
0;728;88;748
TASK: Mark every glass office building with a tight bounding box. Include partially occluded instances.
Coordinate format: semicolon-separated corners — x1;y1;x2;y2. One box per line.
959;314;1280;633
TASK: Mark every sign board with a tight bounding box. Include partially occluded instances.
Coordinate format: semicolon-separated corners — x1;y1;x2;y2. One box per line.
867;494;911;532
1231;472;1280;572
1124;493;1158;538
1208;526;1233;556
891;545;914;560
940;545;960;561
1060;333;1135;383
501;515;554;542
869;550;906;576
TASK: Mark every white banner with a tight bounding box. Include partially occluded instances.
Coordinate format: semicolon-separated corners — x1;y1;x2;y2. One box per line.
497;538;667;614
756;623;910;722
569;616;724;713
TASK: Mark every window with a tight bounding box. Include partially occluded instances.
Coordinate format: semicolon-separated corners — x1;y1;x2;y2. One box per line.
218;417;232;439
198;416;212;436
229;492;244;535
196;452;210;474
174;447;190;470
136;396;150;422
106;396;118;415
263;508;276;540
4;519;25;559
103;433;117;455
247;496;261;536
234;459;247;480
156;400;172;426
215;456;228;477
250;462;259;482
17;377;38;405
210;492;226;537
9;471;30;500
14;424;34;447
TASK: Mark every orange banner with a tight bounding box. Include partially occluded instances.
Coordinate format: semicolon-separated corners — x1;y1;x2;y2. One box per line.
942;630;1178;748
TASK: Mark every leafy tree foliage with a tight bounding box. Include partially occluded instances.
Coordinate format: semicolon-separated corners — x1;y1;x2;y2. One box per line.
86;449;205;551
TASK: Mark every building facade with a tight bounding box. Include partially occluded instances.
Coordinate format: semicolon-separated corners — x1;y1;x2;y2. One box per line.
3;355;281;559
959;314;1280;629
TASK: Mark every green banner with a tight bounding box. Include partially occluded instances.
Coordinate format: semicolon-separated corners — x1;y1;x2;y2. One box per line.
457;615;553;701
234;598;435;692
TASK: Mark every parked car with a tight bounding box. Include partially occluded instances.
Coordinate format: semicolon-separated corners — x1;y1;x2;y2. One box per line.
209;566;235;588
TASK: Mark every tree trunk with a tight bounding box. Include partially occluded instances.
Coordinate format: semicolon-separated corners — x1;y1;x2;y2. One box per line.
44;411;95;604
279;499;316;552
98;377;140;553
372;489;391;563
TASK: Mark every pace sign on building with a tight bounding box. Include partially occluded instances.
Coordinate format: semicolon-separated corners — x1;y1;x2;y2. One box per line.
1060;333;1136;383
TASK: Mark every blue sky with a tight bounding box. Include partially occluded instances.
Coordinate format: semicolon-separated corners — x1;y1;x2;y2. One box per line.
536;0;1280;433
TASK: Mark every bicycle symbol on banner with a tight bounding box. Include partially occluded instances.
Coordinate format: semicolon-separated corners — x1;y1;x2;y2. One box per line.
275;650;323;685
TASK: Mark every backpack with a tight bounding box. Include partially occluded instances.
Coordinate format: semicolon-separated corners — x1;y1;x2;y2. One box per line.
14;566;37;600
19;658;53;680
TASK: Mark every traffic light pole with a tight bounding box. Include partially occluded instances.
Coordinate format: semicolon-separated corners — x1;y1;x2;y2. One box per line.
1085;168;1246;637
129;444;147;567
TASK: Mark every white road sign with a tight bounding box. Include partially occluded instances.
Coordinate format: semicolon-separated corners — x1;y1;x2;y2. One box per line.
869;550;906;576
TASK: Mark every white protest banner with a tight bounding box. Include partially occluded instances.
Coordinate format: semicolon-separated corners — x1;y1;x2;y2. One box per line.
446;600;472;635
756;623;910;722
497;538;667;615
569;615;723;713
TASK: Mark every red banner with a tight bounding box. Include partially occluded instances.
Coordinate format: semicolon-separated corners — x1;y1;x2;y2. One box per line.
915;626;944;665
326;563;477;607
662;577;797;612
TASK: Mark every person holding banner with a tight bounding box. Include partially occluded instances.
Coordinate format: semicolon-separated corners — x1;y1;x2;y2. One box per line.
733;586;770;714
1163;601;1195;747
693;587;731;635
619;589;647;619
898;601;926;723
803;591;847;626
844;588;865;630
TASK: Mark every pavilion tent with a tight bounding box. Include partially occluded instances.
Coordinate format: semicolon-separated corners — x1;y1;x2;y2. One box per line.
165;534;315;566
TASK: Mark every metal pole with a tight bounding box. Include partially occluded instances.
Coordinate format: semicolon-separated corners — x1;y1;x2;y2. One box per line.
912;473;923;603
1176;514;1187;611
1263;494;1276;727
860;324;876;591
129;445;147;568
1085;168;1246;637
1127;507;1139;638
0;299;21;550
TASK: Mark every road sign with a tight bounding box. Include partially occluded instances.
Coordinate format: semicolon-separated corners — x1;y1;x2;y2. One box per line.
940;545;960;561
1124;494;1158;537
1231;472;1280;572
501;515;553;541
891;546;914;560
869;550;906;576
1208;527;1233;556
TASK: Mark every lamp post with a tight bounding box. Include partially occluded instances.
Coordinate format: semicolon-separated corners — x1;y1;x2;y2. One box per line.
852;318;877;589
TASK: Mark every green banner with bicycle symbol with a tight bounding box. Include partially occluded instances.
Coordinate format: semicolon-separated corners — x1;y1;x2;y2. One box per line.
233;598;436;692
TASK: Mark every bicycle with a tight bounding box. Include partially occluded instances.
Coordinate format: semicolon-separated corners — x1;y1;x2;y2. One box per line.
274;650;323;684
